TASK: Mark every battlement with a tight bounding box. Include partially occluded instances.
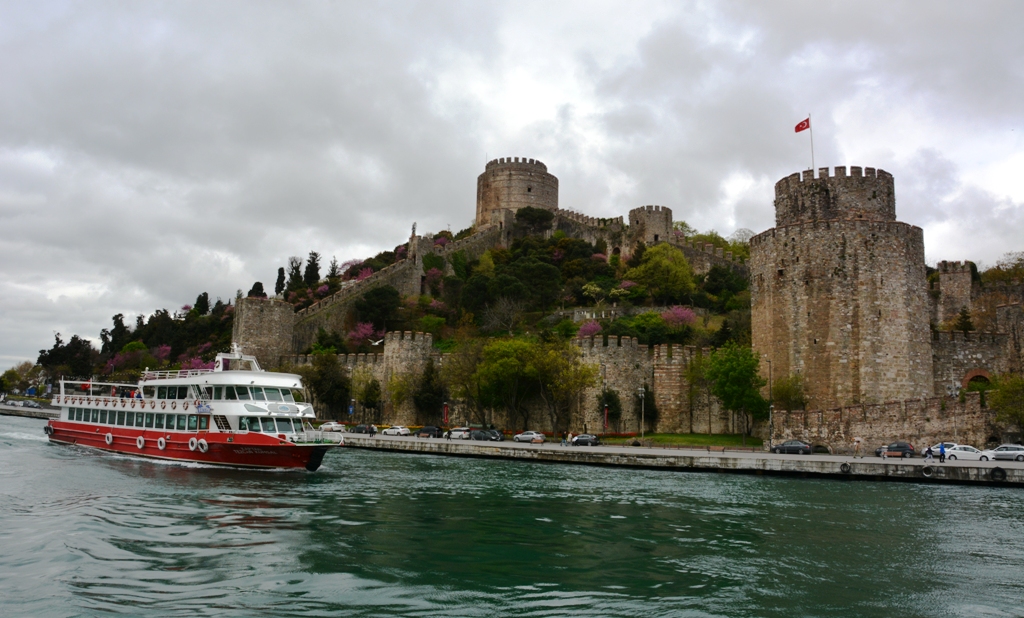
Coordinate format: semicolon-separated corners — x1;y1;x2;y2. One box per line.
557;209;624;227
931;330;1006;345
574;335;641;352
938;260;971;274
484;157;547;172
749;218;922;248
628;204;673;221
774;165;896;226
384;330;434;347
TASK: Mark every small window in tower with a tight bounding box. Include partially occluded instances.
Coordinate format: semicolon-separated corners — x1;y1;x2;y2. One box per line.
527;187;532;192
777;269;784;277
654;234;659;242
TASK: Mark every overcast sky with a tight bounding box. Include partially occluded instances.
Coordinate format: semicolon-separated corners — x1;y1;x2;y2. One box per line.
2;0;1023;367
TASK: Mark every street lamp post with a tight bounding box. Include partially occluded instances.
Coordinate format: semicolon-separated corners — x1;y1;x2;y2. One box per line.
638;386;646;440
766;358;773;449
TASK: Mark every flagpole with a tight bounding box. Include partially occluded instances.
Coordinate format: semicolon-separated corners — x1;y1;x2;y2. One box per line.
808;112;815;171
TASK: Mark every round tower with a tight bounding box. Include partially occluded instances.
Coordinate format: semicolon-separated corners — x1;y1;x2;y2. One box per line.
476;157;558;228
749;166;932;410
628;204;673;244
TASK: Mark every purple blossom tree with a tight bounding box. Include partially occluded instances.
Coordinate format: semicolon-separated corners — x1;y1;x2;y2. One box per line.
317;284;330;296
619;280;637;289
578;320;602;338
429;299;447;312
154;345;172;362
662;306;696;328
181;357;215;370
347;322;382;347
590;253;607;261
434;236;449;247
356;267;374;281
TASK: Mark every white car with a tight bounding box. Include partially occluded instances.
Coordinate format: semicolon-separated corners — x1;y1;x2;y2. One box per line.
382;425;411;436
448;427;471;439
513;431;545;443
944;445;984;461
319;421;345;432
981;444;1024;462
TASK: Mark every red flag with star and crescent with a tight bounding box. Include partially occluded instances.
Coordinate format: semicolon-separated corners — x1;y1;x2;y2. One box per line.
794;118;810;132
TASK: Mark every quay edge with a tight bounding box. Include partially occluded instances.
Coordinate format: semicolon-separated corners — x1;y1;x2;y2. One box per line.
343;436;1024;487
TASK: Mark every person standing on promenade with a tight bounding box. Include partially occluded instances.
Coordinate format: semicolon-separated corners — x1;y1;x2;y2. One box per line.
939;442;946;463
853;437;863;459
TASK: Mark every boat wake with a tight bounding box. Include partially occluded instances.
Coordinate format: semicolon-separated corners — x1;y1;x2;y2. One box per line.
1;431;49;442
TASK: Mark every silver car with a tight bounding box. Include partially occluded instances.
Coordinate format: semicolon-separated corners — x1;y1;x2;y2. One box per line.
382;425;411;436
448;427;471;439
513;431;545;443
944;445;983;461
983;444;1024;462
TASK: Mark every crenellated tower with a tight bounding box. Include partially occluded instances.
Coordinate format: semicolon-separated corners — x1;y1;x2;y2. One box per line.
628;204;673;245
476;157;558;227
749;166;933;409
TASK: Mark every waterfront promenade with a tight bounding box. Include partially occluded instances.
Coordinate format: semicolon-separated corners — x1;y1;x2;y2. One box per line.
345;434;1024;486
0;402;57;420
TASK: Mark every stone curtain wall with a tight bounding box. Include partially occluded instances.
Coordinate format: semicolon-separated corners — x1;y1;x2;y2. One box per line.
669;237;749;277
750;166;934;410
628;205;673;245
997;303;1024;375
773;391;1000;454
475;157;558;227
934;260;973;325
232;298;297;369
931;330;1008;394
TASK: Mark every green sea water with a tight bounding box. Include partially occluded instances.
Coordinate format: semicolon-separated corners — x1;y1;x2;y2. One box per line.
2;414;1022;617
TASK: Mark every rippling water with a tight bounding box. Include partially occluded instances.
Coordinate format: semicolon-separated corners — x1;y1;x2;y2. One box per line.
2;414;1024;617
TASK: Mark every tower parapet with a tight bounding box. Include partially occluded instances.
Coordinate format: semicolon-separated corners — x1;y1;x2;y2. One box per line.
476;157;558;227
774;166;895;226
628;204;673;244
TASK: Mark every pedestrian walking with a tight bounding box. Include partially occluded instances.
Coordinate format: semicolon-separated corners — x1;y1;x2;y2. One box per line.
445;429;451;441
939;442;946;463
853;437;863;459
924;446;934;463
561;432;567;447
567;432;573;446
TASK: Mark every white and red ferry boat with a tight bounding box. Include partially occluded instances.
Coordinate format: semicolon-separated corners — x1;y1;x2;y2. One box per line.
45;346;342;470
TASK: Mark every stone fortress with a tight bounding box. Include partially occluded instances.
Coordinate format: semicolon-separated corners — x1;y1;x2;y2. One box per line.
233;157;1024;450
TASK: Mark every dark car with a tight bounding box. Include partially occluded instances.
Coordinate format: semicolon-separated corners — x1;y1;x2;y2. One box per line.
875;441;915;458
470;430;492;441
414;425;443;438
486;429;505;441
772;440;812;455
571;434;601;446
349;424;373;434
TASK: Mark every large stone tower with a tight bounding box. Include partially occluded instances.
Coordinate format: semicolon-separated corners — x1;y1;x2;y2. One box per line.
749;166;933;409
628;205;673;245
476;157;558;227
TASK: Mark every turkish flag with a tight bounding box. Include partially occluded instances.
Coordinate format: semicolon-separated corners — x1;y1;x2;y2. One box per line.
794;118;810;132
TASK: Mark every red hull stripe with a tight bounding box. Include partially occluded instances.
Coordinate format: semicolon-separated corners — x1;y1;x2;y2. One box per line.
47;422;337;470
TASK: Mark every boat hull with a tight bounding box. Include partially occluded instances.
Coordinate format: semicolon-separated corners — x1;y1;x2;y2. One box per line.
46;420;338;471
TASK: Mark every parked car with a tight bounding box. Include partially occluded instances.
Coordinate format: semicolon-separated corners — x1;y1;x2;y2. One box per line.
22;400;42;409
382;425;411;436
875;442;915;458
448;427;471;439
349;424;373;434
945;445;984;461
571;434;601;446
983;444;1024;462
470;430;493;441
414;425;443;438
6;400;22;407
772;440;812;455
319;421;345;432
486;429;505;441
926;442;959;455
514;431;545;443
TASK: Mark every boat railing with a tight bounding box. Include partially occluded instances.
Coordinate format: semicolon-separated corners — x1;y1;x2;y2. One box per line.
143;369;215;380
297;431;344;445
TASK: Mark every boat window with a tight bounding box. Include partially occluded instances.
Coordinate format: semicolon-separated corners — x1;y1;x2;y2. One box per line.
68;408;75;420
99;410;107;424
154;414;164;429
117;410;125;425
136;413;145;428
276;419;293;433
176;415;187;431
92;409;99;423
143;386;156;398
126;412;135;426
235;387;251;401
240;416;258;432
224;386;237;400
198;416;209;430
144;413;154;428
199;386;212;400
281;389;296;403
260;417;276;432
187;415;198;431
251;387;266;401
177;386;189;399
213;386;223;400
264;388;283;402
157;386;167;399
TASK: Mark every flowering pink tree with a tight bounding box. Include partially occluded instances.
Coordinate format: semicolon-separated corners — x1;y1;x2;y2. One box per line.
578;320;602;338
356;267;374;281
154;345;172;362
429;298;447;312
434;236;449;247
552;249;564;262
590;253;607;261
425;268;443;294
619;280;637;290
347;322;383;348
181;357;215;370
662;306;696;329
395;246;407;259
317;284;330;296
181;304;193;312
196;342;213;355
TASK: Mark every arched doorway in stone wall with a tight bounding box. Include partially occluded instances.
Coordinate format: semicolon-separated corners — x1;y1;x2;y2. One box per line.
961;369;992;390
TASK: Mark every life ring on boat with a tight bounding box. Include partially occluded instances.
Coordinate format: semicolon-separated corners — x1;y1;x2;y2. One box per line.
194;399;201;407
157;437;166;450
44;425;54;435
104;432;113;446
63;396;69;403
183;401;189;410
188;437;198;452
149;400;155;409
121;399;127;407
160;401;166;409
197;439;208;453
130;399;136;408
136;436;145;450
171;401;177;410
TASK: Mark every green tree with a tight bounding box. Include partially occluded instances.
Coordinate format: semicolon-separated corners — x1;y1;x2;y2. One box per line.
286;256;304;291
772;374;807;411
685;349;713;434
294;354;350;419
476;339;540;430
595;388;622;431
534;341;599;434
623;243;695;304
706;342;768;441
247;282;267;298
413;359;446;424
275;267;286;296
514;206;555;233
354;286;401;330
38;333;96;378
303;251;322;288
360;378;383;422
954;307;974;333
194;292;210;316
441;337;487;425
990;374;1024;435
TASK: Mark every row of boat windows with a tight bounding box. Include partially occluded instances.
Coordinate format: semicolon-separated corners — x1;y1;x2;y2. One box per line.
67;407;209;431
238;416;306;434
153;385;299;403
